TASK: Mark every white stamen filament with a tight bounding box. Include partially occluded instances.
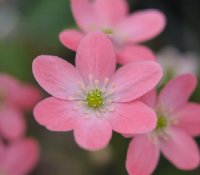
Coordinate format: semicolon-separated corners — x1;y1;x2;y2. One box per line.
69;75;115;118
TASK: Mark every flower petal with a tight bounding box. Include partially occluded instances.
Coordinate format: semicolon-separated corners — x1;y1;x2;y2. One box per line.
71;0;101;32
76;32;116;83
158;74;197;113
177;103;200;136
74;117;112;151
32;55;83;100
34;97;78;131
0;74;23;106
116;9;166;43
109;61;162;102
108;101;157;134
94;0;128;26
0;141;5;159
0;74;41;111
59;29;84;51
160;128;200;170
2;138;39;175
117;45;156;65
16;85;41;111
0;105;25;140
126;135;160;175
139;89;157;108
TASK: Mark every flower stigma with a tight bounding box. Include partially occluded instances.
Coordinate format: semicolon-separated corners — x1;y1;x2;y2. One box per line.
156;115;168;130
102;28;113;35
69;75;116;118
87;89;103;109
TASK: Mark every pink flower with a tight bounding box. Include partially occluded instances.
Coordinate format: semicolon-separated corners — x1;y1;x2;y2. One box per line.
126;74;200;175
0;138;39;175
0;74;41;141
33;32;163;151
59;0;166;65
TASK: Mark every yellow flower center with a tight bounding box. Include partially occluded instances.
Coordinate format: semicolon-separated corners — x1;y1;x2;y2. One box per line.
156;115;168;129
86;89;104;109
102;28;113;35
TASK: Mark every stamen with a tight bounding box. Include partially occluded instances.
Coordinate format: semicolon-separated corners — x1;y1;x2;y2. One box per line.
156;115;168;130
94;80;99;87
86;88;104;109
108;106;114;112
101;78;109;92
89;75;94;88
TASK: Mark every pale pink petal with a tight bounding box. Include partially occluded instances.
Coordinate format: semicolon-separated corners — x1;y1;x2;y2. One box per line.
158;74;197;113
59;29;84;51
94;0;128;26
76;32;116;83
160;128;200;170
32;55;84;100
0;105;25;140
34;97;78;131
74;117;112;151
116;9;166;43
109;61;162;102
177;103;200;136
117;45;156;65
108;101;157;134
71;0;101;32
126;135;160;175
2;138;39;175
139;89;157;108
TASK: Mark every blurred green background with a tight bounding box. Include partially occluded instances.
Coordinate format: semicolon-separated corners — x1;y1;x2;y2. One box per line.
0;0;200;174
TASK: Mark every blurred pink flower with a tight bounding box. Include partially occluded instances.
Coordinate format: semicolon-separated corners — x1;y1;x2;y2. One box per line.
126;74;200;175
0;74;41;141
33;32;162;151
0;138;39;175
59;0;166;65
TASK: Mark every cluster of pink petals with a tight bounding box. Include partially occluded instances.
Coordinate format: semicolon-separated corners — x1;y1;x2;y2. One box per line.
0;138;39;175
126;74;200;175
0;74;41;140
0;74;40;175
59;0;166;65
33;32;163;151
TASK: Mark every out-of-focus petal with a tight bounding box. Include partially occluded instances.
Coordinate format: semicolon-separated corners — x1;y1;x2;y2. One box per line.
126;135;160;175
116;9;166;43
177;103;200;136
2;138;39;175
158;74;197;113
16;85;41;111
59;29;84;51
139;89;157;108
0;105;25;140
94;0;128;26
71;0;101;32
160;128;200;170
117;45;156;65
